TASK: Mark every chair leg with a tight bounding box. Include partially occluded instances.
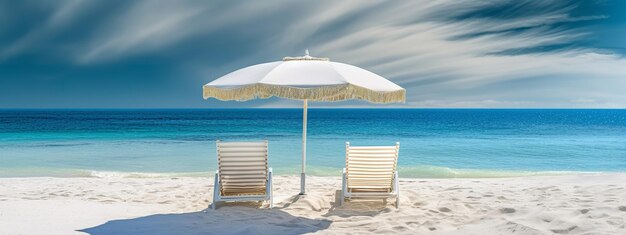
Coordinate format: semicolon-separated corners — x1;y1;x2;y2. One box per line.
270;188;274;209
213;171;220;210
341;168;346;206
212;193;217;210
268;183;273;209
394;170;400;209
267;167;273;209
340;193;344;206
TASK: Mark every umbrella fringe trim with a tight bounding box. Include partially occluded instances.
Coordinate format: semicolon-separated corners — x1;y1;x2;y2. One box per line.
203;84;405;104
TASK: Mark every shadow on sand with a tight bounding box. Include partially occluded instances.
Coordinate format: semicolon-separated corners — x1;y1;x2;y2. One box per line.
323;190;393;218
80;202;331;235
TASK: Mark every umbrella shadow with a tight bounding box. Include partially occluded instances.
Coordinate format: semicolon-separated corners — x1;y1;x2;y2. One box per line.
275;194;302;209
80;205;331;235
323;190;393;218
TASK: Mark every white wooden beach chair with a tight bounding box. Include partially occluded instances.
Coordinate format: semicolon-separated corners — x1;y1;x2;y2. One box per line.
212;140;273;209
341;142;400;208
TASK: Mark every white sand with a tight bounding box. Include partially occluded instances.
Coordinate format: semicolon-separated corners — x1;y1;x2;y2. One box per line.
1;174;625;234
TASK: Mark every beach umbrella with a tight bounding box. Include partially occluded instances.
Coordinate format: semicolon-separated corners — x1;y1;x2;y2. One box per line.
203;50;405;195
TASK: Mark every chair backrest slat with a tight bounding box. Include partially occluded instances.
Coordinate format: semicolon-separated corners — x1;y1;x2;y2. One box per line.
346;142;399;191
217;140;268;194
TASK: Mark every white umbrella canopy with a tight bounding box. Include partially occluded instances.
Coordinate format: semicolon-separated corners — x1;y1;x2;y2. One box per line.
203;51;405;103
203;51;405;194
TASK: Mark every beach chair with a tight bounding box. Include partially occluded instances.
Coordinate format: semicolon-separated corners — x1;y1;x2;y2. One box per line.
341;142;400;208
212;140;273;209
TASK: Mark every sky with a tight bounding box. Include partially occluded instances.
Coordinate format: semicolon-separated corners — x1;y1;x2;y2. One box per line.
1;0;625;108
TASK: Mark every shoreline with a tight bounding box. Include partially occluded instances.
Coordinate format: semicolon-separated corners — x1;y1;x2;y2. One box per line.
2;174;625;234
0;166;617;179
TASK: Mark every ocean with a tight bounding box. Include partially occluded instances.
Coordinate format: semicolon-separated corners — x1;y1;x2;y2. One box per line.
1;109;625;178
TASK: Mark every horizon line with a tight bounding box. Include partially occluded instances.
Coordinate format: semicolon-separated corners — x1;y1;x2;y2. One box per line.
2;107;626;110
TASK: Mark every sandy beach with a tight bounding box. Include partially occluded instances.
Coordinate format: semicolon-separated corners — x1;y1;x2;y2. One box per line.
1;174;625;234
3;1;626;234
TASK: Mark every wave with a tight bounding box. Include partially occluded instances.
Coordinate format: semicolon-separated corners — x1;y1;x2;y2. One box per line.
0;166;607;179
395;165;598;178
300;165;600;178
0;168;211;178
87;171;211;178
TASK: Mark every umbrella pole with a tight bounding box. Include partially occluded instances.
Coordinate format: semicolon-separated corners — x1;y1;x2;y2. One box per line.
300;99;308;195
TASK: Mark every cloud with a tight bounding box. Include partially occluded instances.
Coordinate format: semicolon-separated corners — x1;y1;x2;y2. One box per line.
75;1;301;64
0;0;90;60
75;1;205;64
303;0;626;108
1;0;625;108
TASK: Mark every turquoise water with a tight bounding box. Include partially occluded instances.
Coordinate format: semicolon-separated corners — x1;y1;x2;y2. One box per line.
1;109;625;178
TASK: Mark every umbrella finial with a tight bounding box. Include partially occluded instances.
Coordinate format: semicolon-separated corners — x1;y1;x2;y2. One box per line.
283;50;329;61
